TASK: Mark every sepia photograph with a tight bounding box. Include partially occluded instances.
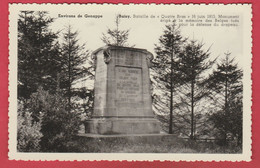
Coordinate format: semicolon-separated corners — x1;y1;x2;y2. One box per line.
8;4;252;161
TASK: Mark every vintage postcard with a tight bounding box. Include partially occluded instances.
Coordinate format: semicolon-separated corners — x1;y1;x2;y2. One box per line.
8;4;252;161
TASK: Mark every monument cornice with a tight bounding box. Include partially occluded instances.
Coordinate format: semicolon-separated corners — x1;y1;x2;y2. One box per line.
92;45;154;66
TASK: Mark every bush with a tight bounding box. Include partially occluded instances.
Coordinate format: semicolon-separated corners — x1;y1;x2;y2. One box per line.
27;87;82;152
17;87;82;152
17;102;43;152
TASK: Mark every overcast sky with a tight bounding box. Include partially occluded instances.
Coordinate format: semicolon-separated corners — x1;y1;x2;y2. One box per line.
43;4;250;67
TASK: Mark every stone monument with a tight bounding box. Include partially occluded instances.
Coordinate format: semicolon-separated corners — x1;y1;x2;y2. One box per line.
85;45;160;135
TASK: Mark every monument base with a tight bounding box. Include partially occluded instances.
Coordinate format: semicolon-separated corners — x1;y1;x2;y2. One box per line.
85;118;160;135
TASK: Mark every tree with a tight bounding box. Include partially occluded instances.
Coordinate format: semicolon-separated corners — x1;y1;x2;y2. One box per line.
80;55;95;116
59;25;89;109
18;11;61;100
151;22;186;134
176;40;215;139
17;12;92;152
101;14;132;47
206;52;243;145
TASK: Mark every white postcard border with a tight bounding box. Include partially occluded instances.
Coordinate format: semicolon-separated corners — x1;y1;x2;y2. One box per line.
8;3;252;161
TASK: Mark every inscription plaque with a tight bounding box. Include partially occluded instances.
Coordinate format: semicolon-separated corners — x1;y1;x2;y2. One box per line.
116;66;142;103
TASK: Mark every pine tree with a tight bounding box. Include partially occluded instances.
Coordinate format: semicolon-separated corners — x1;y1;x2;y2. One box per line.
18;11;60;99
176;40;215;139
59;25;89;109
17;12;88;152
207;52;243;145
101;14;132;47
80;55;95;116
151;22;186;134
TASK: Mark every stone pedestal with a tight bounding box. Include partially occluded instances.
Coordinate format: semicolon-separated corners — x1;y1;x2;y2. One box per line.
85;45;160;135
85;118;160;134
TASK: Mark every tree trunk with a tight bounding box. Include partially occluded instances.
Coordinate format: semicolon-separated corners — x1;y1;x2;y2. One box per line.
223;55;229;145
190;50;195;140
191;78;194;140
169;51;174;134
68;27;72;111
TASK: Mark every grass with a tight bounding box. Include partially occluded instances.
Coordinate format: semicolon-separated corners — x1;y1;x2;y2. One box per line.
62;135;242;153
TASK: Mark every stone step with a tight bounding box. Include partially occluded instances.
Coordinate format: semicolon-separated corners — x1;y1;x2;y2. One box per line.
77;133;179;144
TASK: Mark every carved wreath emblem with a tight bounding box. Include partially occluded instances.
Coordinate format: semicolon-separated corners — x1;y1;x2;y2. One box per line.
103;49;111;64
